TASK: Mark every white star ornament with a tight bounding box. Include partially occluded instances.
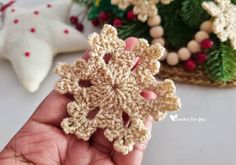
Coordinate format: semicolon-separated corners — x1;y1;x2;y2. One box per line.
0;0;88;92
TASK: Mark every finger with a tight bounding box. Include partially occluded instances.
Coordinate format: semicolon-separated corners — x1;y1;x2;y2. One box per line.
82;49;90;61
125;37;139;51
90;129;114;153
82;37;139;61
140;90;157;100
30;90;72;126
112;116;153;165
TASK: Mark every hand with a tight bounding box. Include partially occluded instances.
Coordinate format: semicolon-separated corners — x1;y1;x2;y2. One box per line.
0;37;153;165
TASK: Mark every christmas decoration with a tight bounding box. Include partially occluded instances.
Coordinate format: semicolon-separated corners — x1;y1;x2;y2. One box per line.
55;24;181;154
202;0;236;49
74;0;236;87
0;0;88;92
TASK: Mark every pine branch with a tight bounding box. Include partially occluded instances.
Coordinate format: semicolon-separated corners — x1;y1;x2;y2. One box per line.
118;21;151;41
158;0;198;49
87;0;126;20
180;0;211;28
205;42;236;82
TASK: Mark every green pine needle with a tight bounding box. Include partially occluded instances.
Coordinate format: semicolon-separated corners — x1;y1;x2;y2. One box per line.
87;0;126;20
158;0;198;49
205;42;236;82
180;0;211;28
118;21;151;41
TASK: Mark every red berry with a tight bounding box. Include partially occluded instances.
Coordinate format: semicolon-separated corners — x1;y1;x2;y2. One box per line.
91;19;100;27
196;52;207;64
64;29;69;34
112;18;122;27
70;16;78;25
76;23;84;32
201;38;214;49
24;52;30;57
127;10;136;20
99;12;109;22
30;28;36;33
14;19;19;24
185;59;196;72
47;4;52;8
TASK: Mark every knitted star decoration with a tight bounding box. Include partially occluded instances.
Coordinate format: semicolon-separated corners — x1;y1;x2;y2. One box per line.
0;0;88;92
202;0;236;49
55;24;181;154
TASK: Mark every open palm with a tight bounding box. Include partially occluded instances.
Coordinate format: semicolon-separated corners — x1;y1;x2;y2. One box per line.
0;38;152;165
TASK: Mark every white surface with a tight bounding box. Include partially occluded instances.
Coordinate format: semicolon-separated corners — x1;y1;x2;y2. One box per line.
0;1;236;165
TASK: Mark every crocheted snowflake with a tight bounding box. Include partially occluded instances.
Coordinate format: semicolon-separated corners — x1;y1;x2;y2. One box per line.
55;25;181;154
111;0;131;10
202;0;236;49
112;0;174;22
131;0;159;22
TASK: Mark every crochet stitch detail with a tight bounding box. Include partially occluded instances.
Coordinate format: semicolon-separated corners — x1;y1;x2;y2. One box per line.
55;24;181;154
202;0;236;49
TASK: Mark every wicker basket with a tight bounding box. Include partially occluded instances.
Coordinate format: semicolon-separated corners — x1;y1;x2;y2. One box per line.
158;64;236;88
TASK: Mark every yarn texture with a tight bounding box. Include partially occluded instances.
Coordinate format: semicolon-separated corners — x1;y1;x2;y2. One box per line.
55;24;181;154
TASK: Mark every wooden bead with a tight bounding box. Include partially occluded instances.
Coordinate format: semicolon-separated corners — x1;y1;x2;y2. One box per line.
152;38;165;46
148;15;161;27
150;26;164;38
178;47;191;61
200;20;213;33
166;52;179;66
187;40;201;53
195;31;209;43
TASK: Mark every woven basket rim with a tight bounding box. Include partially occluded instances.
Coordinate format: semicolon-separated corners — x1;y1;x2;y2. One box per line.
157;64;236;88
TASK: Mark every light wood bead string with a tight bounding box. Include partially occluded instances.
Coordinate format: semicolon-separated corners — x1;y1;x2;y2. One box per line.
147;12;213;66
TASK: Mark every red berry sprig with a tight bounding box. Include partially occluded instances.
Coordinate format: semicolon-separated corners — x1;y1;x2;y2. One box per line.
91;19;100;27
70;16;78;25
76;23;84;32
70;15;84;32
196;52;207;64
99;12;109;22
201;38;214;49
184;59;196;72
126;10;136;20
112;18;122;27
184;38;214;72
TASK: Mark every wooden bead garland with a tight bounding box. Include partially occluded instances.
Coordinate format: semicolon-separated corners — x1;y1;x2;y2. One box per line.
178;48;191;61
166;52;179;66
147;15;161;27
146;11;214;66
187;40;201;53
150;26;164;38
111;1;215;68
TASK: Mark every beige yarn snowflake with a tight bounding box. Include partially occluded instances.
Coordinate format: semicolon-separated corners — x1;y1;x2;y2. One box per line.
131;0;159;22
55;24;181;154
202;0;236;49
111;0;174;22
111;0;131;10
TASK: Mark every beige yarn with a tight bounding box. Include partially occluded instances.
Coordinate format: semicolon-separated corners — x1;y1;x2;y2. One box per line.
131;0;159;22
111;0;174;22
55;25;181;154
111;0;131;10
202;0;236;49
